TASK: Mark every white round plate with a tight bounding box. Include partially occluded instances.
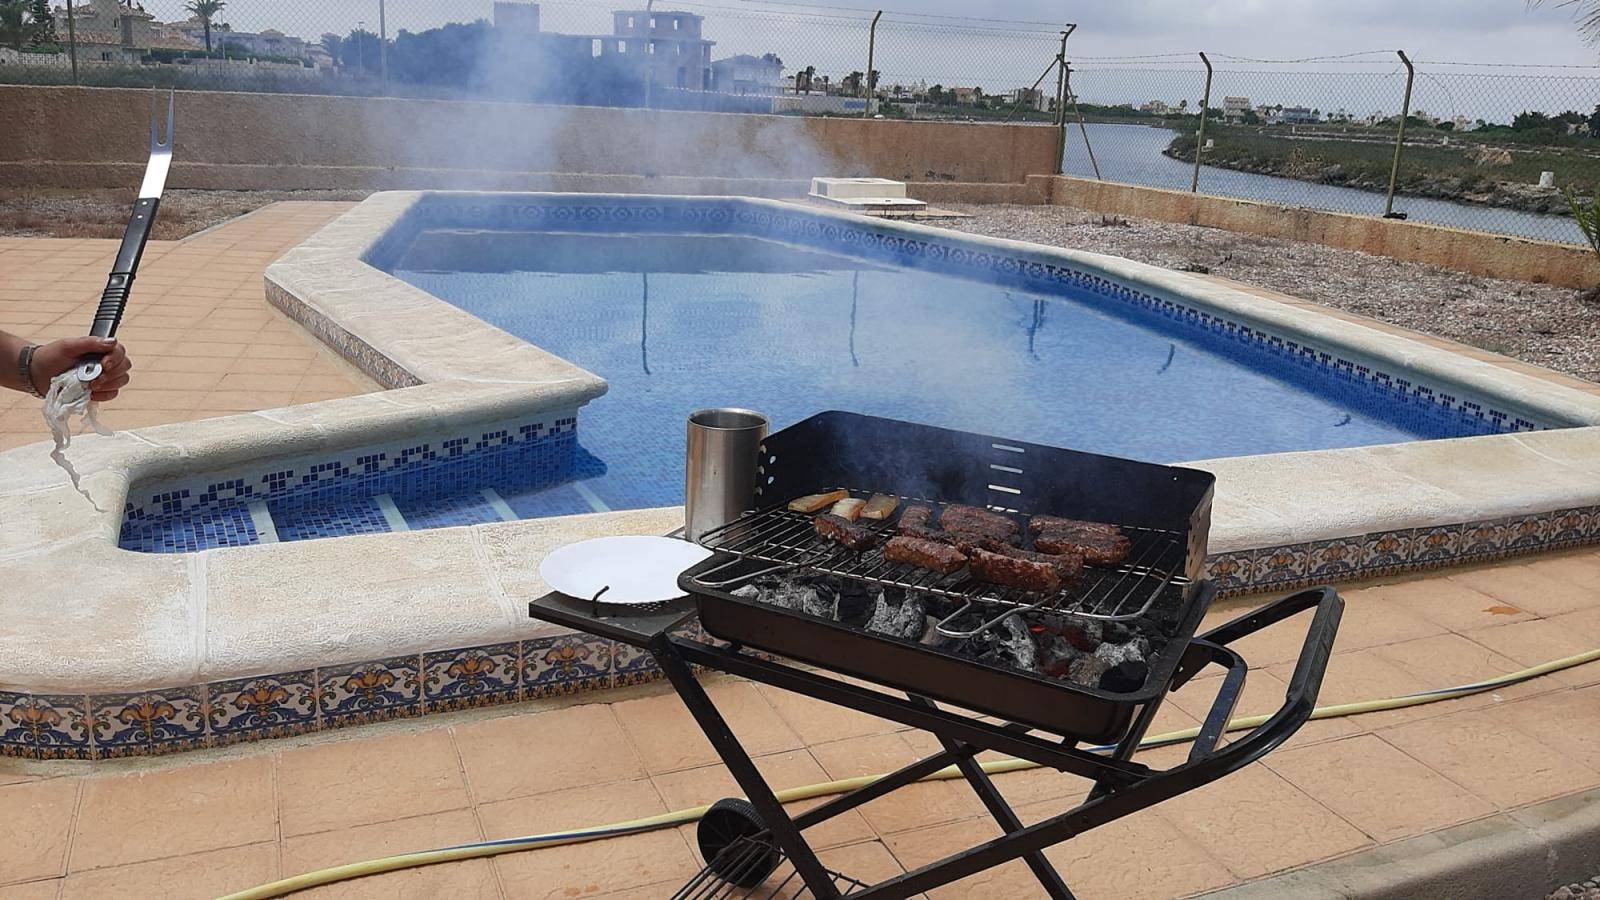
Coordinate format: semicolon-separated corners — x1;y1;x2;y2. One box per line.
539;536;714;605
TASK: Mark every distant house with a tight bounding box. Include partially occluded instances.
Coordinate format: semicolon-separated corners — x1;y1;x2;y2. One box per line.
951;86;979;105
58;0;199;62
486;4;715;102
1139;99;1170;115
201;27;311;60
1274;106;1319;125
710;53;783;95
1221;96;1250;123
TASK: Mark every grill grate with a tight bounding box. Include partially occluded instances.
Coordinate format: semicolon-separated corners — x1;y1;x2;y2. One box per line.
695;490;1189;623
672;836;871;899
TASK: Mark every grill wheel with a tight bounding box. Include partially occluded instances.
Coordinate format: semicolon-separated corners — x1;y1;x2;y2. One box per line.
697;797;781;888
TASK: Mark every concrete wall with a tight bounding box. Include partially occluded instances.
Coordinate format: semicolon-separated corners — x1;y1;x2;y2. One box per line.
0;84;1060;192
1043;175;1600;290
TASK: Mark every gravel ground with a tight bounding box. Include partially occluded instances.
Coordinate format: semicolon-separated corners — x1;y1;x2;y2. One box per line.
941;204;1600;383
0;188;369;241
1549;878;1600;899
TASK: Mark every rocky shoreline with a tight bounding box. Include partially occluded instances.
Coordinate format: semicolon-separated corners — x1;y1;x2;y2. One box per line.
1163;143;1574;216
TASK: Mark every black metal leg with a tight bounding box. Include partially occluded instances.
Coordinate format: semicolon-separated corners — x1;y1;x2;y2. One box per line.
1085;695;1165;803
909;697;1075;900
651;639;842;899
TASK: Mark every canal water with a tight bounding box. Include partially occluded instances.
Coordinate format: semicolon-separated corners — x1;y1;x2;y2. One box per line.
1061;122;1581;245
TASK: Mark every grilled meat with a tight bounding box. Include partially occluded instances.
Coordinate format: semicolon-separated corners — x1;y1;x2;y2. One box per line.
789;489;848;513
941;504;1021;539
1034;528;1131;566
956;539;1083;586
897;505;934;533
967;547;1062;593
861;493;900;520
943;519;1022;547
1028;515;1121;538
813;513;880;551
883;535;968;575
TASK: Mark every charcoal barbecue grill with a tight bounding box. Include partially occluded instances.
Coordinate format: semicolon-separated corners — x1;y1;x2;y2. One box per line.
528;411;1342;899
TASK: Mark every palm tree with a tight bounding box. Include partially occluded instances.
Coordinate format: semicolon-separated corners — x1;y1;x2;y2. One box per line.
185;0;226;52
1531;1;1600;43
0;0;27;51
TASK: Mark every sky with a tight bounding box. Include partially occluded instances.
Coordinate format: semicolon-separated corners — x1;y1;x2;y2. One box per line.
129;0;1598;119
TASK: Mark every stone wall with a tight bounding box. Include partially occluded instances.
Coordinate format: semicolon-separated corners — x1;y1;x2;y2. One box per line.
0;84;1060;192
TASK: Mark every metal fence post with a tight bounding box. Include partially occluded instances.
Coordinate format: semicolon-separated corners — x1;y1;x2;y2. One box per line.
378;0;389;94
1191;52;1212;192
1384;50;1414;217
863;10;881;117
65;0;78;85
1052;29;1069;175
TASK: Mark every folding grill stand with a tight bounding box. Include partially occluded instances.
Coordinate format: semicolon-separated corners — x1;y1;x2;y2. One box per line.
529;583;1341;899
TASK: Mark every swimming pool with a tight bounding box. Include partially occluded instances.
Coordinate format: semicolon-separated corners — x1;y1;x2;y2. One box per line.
384;228;1502;516
122;193;1567;553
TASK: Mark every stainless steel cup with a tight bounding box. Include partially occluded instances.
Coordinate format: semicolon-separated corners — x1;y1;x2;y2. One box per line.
685;408;769;542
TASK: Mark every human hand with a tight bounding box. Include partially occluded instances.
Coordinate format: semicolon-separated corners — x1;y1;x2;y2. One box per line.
30;337;133;401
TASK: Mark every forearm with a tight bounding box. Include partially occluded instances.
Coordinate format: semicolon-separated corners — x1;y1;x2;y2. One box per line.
0;330;34;394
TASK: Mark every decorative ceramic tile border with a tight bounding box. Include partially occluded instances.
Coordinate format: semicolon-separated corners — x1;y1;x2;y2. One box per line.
5;504;1594;760
1207;504;1600;598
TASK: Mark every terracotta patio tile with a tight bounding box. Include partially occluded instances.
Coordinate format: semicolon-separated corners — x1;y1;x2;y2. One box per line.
199;390;295;412
1263;733;1494;842
1152;763;1370;879
1368;578;1534;632
882;816;1030;897
224;356;315;376
1320;586;1447;651
59;842;278;900
0;879;60;899
102;390;208;412
753;682;899;747
611;681;802;775
481;780;698;899
71;756;276;871
127;370;225;392
1487;685;1600;772
146;354;234;374
1034;805;1234;900
1380;707;1600;809
1371;632;1547;709
0;779;78;885
454;703;645;804
808;732;984;834
1446;563;1598;617
280;809;496;900
1466;618;1600;689
277;728;471;836
1265;646;1434;732
651;749;875;851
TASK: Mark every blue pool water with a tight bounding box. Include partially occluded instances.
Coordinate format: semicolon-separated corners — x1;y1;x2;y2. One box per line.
389;228;1485;515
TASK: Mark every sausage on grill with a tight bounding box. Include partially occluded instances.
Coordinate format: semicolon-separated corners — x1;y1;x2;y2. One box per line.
967;547;1062;593
883;535;968;575
941;504;1021;538
813;514;880;551
1034;528;1131;566
897;505;934;533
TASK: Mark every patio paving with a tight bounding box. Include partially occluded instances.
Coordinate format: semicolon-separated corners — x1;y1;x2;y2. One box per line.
0;549;1595;899
0;202;375;453
1;202;1598;898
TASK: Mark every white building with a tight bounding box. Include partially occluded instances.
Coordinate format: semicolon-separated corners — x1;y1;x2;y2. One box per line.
710;53;783;95
1221;96;1251;123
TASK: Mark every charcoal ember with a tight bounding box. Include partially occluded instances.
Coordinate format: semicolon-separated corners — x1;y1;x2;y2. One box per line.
1100;621;1136;645
1098;660;1149;693
1037;634;1083;679
1093;637;1148;669
998;615;1039;673
866;590;928;640
1067;653;1112;687
834;579;877;625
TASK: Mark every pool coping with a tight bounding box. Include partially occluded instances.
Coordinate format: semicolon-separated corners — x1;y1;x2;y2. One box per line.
2;191;1599;760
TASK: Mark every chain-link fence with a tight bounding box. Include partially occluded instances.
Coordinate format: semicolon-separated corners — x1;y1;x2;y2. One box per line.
1062;52;1600;244
2;1;1598;245
0;0;1064;112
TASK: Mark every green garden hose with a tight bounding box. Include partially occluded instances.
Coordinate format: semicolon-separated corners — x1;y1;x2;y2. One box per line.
220;646;1600;900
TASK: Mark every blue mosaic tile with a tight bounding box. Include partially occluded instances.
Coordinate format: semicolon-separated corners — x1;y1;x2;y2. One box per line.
90;687;208;758
317;655;423;727
0;691;92;760
422;643;520;712
120;418;576;552
1548;508;1596;546
1202;551;1255;593
1459;521;1510;559
1499;515;1551;552
1251;545;1310;587
611;643;662;687
207;671;318;745
523;634;611;697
